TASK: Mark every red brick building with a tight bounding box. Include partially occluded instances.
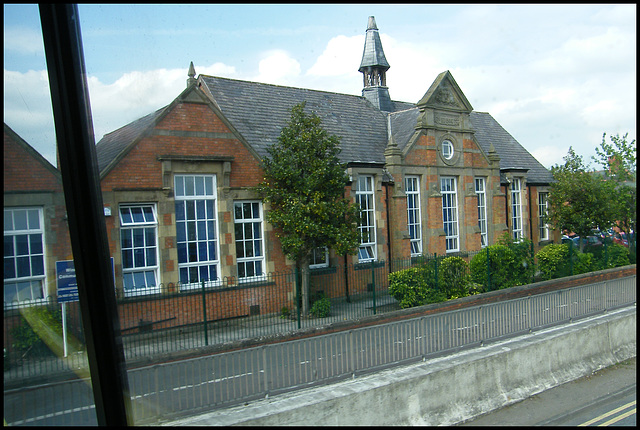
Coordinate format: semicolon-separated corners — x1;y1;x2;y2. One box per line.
4;16;558;313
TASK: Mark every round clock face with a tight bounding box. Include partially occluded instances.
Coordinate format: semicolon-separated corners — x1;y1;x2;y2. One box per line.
442;140;454;160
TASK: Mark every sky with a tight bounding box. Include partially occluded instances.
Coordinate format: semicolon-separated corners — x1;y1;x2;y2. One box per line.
3;4;637;169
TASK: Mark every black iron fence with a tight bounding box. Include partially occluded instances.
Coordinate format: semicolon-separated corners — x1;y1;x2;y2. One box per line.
4;238;635;382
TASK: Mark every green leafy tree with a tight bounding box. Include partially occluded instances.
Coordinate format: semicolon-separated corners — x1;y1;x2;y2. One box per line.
547;147;617;251
254;102;360;315
592;133;636;240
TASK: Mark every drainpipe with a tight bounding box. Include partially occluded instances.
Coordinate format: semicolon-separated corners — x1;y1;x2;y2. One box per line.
504;183;510;235
527;183;534;243
385;182;392;265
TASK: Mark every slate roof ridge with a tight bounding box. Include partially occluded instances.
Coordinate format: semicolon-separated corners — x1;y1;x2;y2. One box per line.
200;74;414;111
200;74;364;100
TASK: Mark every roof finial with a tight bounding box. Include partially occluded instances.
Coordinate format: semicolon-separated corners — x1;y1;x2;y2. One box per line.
187;61;196;88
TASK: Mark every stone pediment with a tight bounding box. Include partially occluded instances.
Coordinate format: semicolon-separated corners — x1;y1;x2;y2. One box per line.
417;70;473;113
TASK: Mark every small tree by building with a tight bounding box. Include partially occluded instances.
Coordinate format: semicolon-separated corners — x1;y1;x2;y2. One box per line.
547;146;617;251
254;102;360;315
592;132;636;242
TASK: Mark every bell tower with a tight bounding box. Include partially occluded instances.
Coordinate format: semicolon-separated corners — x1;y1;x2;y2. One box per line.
359;16;393;112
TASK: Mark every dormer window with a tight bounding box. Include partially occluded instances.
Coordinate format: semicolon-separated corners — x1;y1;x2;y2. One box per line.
442;140;454;160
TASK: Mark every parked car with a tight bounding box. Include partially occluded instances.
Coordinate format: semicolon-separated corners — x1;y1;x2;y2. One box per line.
585;235;603;247
613;232;629;247
561;235;580;247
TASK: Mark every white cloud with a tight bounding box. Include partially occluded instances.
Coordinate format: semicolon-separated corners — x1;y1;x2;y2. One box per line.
307;35;363;77
3;26;44;54
252;50;302;86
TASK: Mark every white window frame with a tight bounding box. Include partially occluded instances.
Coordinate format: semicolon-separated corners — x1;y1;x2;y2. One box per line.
511;178;524;241
356;175;377;262
174;174;220;290
442;139;454;160
234;201;266;282
538;192;549;241
475;178;488;247
4;207;47;306
119;204;160;297
309;247;329;269
405;176;422;256
440;177;459;253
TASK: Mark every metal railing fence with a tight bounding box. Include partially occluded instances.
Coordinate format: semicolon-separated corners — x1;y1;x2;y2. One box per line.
2;275;636;426
3;241;635;381
126;275;636;424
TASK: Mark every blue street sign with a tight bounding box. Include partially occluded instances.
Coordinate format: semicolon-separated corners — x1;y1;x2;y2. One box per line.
56;260;78;303
56;258;115;303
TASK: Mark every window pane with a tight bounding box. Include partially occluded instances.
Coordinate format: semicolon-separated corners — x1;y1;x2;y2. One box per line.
17;256;31;278
146;248;156;266
28;209;40;230
175;201;185;221
198;241;207;261
4;258;15;279
133;229;144;248
185;176;195;196
131;207;144;223
145;228;155;246
122;250;133;269
187;221;196;241
143;206;155;222
16;235;29;255
205;176;213;195
31;256;44;276
134;248;145;267
177;242;187;263
133;272;146;289
188;242;198;262
4;211;13;231
186;200;195;220
207;221;215;240
195;176;205;196
176;222;186;242
175;176;184;197
14;210;28;230
196;200;205;219
29;234;43;255
145;271;156;288
180;268;188;285
4;236;14;257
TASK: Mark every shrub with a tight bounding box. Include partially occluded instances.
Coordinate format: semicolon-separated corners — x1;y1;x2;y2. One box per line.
608;243;631;268
574;251;595;275
388;264;445;309
438;256;471;299
280;306;291;319
536;243;570;280
497;232;535;285
589;243;630;270
470;244;517;291
309;294;331;318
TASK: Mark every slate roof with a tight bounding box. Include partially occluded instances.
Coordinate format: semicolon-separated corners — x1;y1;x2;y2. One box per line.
96;106;167;174
95;74;553;185
199;75;410;165
469;111;554;184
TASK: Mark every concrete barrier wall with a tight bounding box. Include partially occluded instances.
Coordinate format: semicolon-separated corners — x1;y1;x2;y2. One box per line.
168;306;636;426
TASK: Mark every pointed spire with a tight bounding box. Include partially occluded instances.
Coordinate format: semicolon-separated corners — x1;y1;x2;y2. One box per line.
359;16;393;112
187;61;196;88
359;16;390;75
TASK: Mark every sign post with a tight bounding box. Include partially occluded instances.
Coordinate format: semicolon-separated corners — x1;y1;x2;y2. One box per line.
56;258;114;356
56;260;78;357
